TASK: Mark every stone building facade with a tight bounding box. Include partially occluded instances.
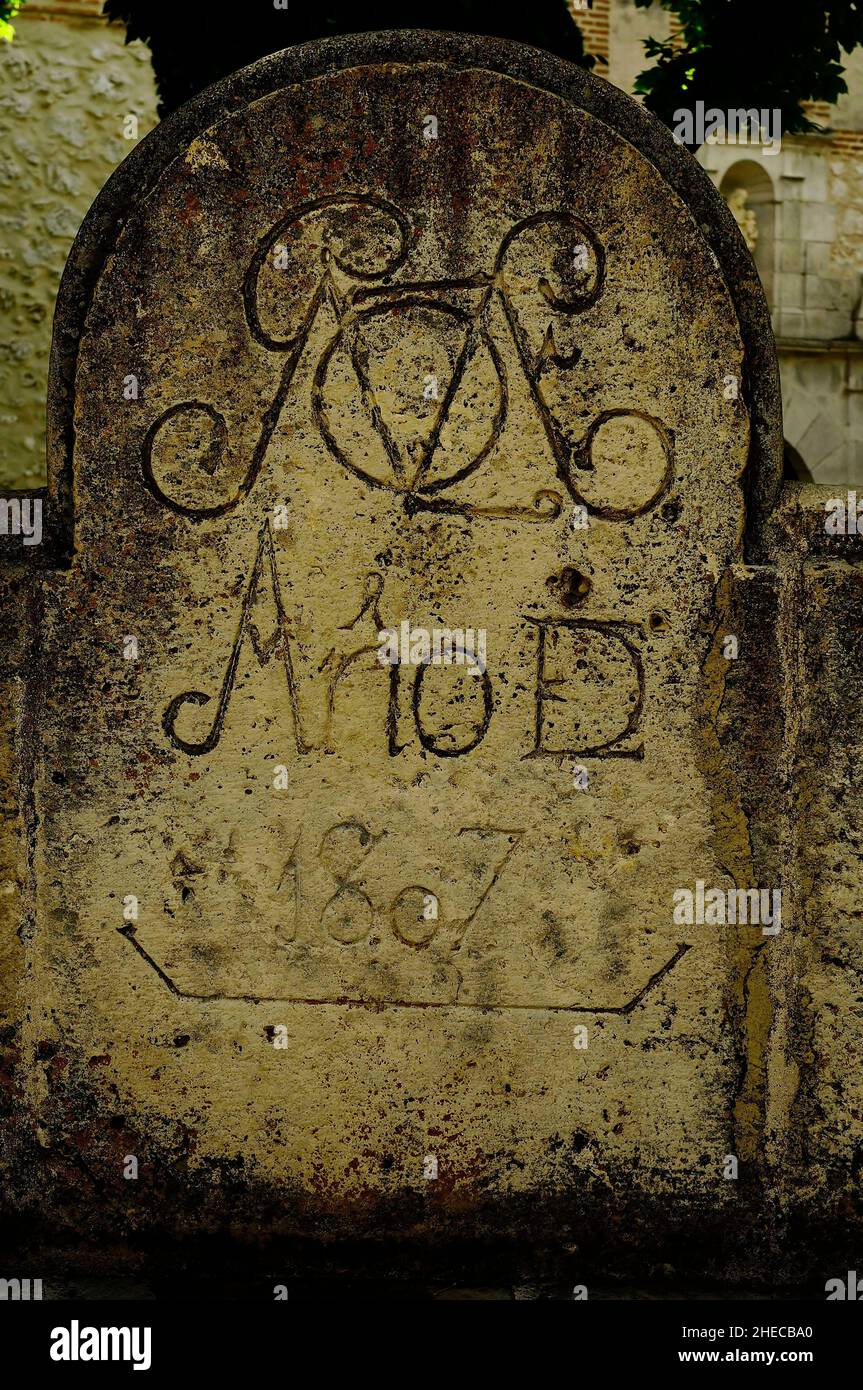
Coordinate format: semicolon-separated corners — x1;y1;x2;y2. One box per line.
573;0;863;484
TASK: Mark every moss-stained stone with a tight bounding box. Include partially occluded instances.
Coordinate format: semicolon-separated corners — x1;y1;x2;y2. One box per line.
785;559;863;1265
9;34;841;1288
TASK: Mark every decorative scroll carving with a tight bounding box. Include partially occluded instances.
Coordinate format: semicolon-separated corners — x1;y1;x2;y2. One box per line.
142;196;673;524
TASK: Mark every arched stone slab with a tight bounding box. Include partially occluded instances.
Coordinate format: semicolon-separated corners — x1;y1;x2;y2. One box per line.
13;32;785;1262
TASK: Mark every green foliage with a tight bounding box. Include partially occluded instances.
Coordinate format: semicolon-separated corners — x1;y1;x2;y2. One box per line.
0;0;23;44
633;0;863;141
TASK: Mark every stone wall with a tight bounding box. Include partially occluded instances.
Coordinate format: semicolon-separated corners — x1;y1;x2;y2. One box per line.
598;7;863;486
0;2;157;489
777;347;863;484
697;135;863;485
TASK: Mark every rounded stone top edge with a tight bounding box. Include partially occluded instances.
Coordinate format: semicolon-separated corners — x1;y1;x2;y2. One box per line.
46;29;782;551
60;29;766;315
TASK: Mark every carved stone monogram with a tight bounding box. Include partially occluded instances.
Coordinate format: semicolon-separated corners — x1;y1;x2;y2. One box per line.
142;195;671;522
115;172;704;1008
21;36;773;1218
150;197;660;774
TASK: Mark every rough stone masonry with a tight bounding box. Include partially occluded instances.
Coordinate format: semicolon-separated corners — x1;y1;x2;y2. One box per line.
0;32;861;1292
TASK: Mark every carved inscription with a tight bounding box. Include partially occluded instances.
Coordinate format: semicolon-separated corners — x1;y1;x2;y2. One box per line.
131;196;688;1004
144;197;672;521
30;46;760;1213
156;198;662;775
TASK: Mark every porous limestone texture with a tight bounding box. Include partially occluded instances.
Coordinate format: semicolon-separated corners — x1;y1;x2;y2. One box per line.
15;35;861;1296
0;9;156;488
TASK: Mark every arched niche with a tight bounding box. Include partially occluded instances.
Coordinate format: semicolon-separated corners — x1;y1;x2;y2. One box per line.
720;160;776;310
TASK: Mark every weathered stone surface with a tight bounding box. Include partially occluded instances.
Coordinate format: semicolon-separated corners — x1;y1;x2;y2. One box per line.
785;557;863;1267
0;10;157;489
6;33;831;1286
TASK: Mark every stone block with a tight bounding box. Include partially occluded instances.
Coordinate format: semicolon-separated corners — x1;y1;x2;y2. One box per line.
0;32;812;1286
